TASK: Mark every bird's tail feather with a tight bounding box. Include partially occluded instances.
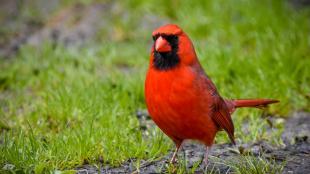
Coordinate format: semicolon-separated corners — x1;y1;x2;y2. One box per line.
225;99;279;114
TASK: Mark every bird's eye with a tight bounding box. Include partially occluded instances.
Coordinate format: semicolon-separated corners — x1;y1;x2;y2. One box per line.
152;35;159;41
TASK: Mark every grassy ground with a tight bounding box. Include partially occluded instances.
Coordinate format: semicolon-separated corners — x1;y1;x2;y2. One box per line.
0;0;310;173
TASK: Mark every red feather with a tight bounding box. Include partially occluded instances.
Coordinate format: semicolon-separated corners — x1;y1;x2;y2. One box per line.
145;24;279;163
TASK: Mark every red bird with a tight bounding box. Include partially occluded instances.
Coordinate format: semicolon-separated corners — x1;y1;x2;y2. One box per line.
145;24;279;163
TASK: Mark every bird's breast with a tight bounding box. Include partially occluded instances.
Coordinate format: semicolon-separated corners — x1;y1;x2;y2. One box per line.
145;67;195;116
145;66;216;141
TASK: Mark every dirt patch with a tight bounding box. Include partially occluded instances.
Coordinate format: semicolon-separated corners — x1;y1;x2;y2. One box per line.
290;0;310;8
76;141;309;173
282;112;309;145
76;112;310;173
0;0;58;58
0;1;168;58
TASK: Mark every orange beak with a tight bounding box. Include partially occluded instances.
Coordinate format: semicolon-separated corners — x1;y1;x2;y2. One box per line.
155;36;172;52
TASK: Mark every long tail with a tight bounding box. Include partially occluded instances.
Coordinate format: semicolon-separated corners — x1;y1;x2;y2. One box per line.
225;99;279;114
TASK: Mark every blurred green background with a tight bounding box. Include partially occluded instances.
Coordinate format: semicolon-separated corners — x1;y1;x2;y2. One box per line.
0;0;309;173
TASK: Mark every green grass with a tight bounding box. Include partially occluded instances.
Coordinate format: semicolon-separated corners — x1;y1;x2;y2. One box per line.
1;0;310;173
163;155;284;174
223;155;284;174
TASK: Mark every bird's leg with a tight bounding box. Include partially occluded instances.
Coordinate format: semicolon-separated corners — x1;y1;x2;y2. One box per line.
204;146;210;164
169;144;181;164
169;140;182;164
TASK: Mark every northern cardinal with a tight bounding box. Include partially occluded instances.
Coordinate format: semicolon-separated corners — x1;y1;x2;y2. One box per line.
145;24;279;164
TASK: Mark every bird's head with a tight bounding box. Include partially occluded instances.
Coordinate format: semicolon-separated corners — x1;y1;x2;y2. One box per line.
151;24;198;71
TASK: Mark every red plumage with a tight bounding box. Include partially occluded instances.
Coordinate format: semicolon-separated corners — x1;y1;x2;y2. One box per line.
144;24;279;163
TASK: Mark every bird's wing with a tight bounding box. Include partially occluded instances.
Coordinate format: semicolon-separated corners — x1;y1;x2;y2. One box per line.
211;97;235;145
201;74;236;145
